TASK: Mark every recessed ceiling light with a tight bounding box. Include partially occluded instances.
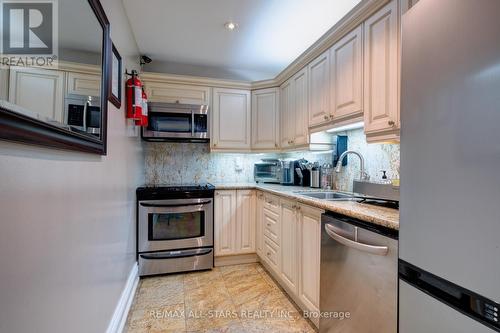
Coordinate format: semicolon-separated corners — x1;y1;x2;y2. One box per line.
224;21;238;31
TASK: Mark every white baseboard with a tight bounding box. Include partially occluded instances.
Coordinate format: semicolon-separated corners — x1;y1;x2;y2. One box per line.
214;253;259;267
106;263;139;333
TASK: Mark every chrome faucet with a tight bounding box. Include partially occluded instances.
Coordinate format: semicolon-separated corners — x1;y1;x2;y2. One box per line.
335;150;369;181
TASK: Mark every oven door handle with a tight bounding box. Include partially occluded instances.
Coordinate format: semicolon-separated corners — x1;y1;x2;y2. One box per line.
140;248;213;260
140;201;212;208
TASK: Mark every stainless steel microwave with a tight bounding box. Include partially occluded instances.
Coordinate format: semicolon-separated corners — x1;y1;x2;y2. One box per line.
142;102;210;142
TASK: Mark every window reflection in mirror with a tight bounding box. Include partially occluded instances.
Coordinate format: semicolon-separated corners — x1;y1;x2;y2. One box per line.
0;0;103;140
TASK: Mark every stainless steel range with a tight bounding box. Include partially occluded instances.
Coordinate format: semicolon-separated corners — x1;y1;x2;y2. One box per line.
136;184;215;276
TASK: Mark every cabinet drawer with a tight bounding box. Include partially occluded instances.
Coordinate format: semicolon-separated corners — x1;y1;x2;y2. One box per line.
263;208;280;245
263;235;280;272
263;193;280;214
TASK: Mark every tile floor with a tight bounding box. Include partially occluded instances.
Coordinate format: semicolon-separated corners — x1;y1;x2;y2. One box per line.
124;263;316;333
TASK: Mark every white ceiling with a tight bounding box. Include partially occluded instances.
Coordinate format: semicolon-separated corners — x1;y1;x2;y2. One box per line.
123;0;361;81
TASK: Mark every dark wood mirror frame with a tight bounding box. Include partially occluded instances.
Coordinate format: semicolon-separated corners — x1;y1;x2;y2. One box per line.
0;0;111;155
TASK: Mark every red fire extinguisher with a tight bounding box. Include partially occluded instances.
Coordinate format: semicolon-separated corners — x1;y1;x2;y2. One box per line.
126;70;143;121
136;87;148;126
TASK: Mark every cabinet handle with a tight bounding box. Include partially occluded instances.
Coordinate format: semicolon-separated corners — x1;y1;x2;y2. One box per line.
213;143;217;147
329;114;334;119
275;143;278;148
267;252;271;256
388;120;395;127
323;115;329;120
267;223;271;227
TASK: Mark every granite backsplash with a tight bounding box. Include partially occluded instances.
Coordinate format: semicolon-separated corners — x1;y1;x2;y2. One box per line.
144;128;400;191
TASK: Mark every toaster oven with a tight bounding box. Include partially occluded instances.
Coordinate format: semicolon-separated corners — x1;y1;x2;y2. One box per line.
254;159;281;183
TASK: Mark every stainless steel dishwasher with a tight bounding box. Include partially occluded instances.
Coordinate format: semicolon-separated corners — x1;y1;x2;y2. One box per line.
320;213;398;333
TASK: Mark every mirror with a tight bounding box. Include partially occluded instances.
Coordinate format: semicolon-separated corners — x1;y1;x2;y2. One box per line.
0;0;111;155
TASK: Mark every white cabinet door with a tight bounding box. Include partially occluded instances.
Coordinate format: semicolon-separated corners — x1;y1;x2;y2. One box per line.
251;88;279;150
9;66;64;122
363;0;399;135
235;190;256;253
308;50;330;127
66;72;100;97
214;190;237;256
279;79;294;149
280;199;299;294
330;25;363;121
0;66;9;100
255;192;264;257
298;205;322;313
144;82;211;105
212;88;251;150
292;68;309;146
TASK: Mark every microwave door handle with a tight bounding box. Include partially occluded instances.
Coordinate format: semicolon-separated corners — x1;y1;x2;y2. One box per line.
139;201;212;208
83;102;88;131
191;110;195;137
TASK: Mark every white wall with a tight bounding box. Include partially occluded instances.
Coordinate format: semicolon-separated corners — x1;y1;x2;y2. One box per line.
0;1;143;332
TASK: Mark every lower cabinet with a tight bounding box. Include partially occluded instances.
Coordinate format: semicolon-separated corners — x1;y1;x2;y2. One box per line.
280;199;299;294
298;204;322;315
214;190;256;257
215;189;323;328
256;195;324;328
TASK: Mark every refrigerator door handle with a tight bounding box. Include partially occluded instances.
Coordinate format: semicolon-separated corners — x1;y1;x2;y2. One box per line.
325;224;389;256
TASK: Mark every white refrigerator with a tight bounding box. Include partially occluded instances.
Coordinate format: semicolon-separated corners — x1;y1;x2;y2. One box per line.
399;0;500;332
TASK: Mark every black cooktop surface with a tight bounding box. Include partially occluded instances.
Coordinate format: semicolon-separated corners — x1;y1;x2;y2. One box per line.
137;183;215;200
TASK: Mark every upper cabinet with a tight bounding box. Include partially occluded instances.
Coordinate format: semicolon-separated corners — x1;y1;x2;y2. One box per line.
144;82;211;105
308;51;330;127
279;79;294;149
330;25;363;122
212;88;251;150
363;0;400;141
251;88;280;150
66;72;101;97
280;68;309;150
8;66;65;123
292;68;309;147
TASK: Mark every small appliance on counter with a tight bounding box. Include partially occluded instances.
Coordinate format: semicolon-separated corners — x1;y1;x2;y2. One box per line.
310;162;321;188
280;159;296;185
254;159;281;183
294;159;310;187
136;183;215;276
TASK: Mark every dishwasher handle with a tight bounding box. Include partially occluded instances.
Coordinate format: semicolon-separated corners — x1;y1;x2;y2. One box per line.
325;224;389;256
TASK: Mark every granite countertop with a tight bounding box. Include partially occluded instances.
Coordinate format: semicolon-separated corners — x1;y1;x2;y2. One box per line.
213;182;399;230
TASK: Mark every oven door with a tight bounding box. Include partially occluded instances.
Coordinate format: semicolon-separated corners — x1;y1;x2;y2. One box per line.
138;198;213;252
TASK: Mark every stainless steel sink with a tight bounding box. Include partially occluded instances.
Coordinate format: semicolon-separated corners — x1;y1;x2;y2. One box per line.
294;191;359;201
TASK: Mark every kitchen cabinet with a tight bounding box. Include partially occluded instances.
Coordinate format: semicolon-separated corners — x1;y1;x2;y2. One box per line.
235;190;256;253
8;66;64;122
214;189;256;257
212;88;251;150
144;82;211;105
214;190;237;256
363;0;400;141
292;68;309;147
280;68;309;149
66;72;100;97
330;25;363;121
251;88;280;150
308;51;330;127
298;204;322;314
279;79;294;149
0;66;8;100
280;198;299;294
255;191;264;257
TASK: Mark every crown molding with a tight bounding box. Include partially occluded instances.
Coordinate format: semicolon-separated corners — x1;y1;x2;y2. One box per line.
140;71;253;89
141;0;390;91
